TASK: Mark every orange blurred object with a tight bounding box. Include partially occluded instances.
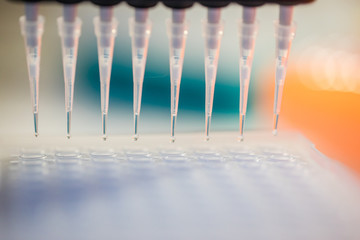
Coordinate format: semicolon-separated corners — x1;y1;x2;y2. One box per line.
267;71;360;174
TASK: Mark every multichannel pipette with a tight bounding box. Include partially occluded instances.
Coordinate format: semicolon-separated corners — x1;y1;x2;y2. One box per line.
20;2;44;137
13;0;314;140
94;4;118;140
166;7;190;142
238;6;258;141
272;5;296;136
57;3;82;139
129;4;153;141
202;6;224;141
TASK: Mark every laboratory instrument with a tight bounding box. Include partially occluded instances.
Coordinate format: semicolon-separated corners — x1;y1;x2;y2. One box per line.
12;0;315;140
93;0;119;140
128;1;156;141
19;2;44;137
272;4;296;135
57;1;82;138
238;3;260;141
202;4;225;141
164;1;192;142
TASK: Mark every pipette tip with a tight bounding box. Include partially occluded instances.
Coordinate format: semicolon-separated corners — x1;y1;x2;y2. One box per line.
205;114;211;142
133;134;139;141
133;113;139;141
273;114;279;136
238;135;244;142
239;114;245;140
33;112;38;137
102;113;107;141
170;114;176;143
66;111;72;139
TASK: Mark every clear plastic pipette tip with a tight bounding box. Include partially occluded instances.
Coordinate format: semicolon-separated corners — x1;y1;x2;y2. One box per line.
66;111;71;139
33;112;38;137
202;8;223;141
238;7;257;141
20;3;44;138
58;6;81;139
272;6;295;135
273;114;279;136
205;114;211;141
133;113;139;141
167;9;188;143
94;7;117;140
238;114;245;141
102;112;107;141
129;9;151;140
170;114;176;143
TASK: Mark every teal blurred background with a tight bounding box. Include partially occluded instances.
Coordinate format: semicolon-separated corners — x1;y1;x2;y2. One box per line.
0;0;358;137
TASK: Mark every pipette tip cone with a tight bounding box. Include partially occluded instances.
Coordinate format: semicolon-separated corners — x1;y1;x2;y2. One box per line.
170;114;176;143
238;135;244;142
133;113;139;141
33;112;39;137
239;114;245;140
205;114;211;141
66;111;71;139
102;112;107;141
133;134;139;141
273;114;279;136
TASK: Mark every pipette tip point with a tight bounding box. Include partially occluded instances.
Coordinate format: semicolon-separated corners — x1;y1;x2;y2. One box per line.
170;114;177;142
238;135;244;142
133;134;139;141
33;112;38;138
66;134;71;139
102;113;107;140
273;114;279;136
205;115;211;142
239;114;245;138
66;111;72;139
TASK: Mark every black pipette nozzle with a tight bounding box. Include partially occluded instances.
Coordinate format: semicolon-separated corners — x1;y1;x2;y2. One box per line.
199;0;231;8
126;0;158;8
163;0;194;9
56;0;83;3
91;0;122;6
271;0;315;5
237;1;265;7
